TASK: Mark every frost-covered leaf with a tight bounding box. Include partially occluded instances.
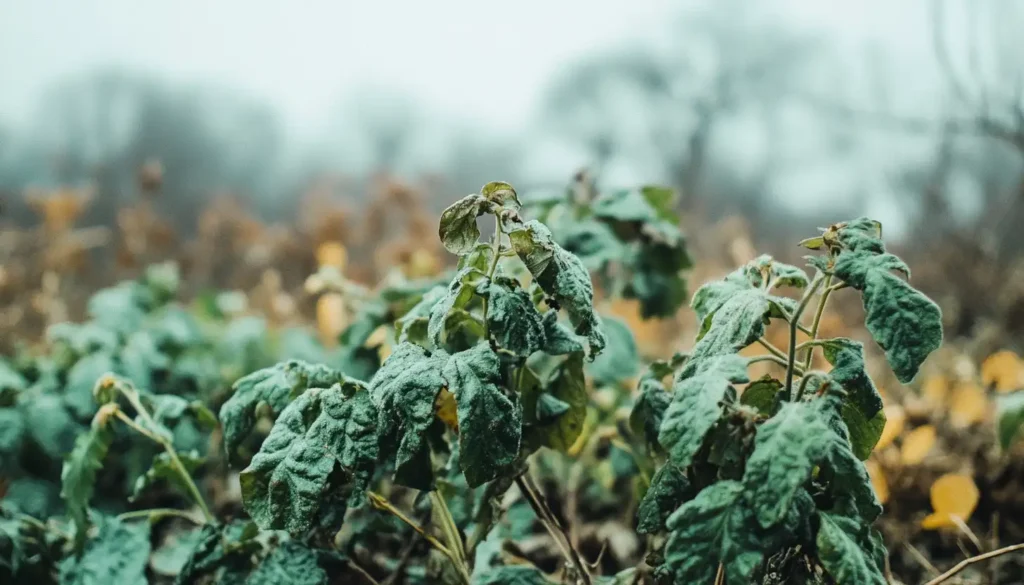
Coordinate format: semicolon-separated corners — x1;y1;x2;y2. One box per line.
637;463;690;534
831;218;942;383
439;194;489;255
61;406;116;550
473;565;554;584
485;282;545;357
246;541;329;585
629;379;671;451
481;181;522;211
59;516;150;585
659;355;748;469
521;353;587;453
745;255;809;289
240;384;377;534
395;285;446;345
444;344;521;487
370;342;448;490
429;267;486;349
740;375;782;417
663;481;765;585
508;220;606;356
588;316;639;386
131;450;204;502
175;522;260;585
558;220;623;271
540;312;583;355
816;513;886;585
220;360;351;459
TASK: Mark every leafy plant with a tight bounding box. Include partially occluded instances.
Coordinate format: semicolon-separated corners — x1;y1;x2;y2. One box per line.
632;218;943;584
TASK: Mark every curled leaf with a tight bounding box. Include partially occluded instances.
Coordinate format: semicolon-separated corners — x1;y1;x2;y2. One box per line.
439;194;488;255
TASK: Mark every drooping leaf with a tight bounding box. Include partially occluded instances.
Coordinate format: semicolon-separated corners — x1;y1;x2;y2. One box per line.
370;342;448;490
637;463;691;534
444;344;521;487
481;181;522;211
540;312;583;356
240;384;377;534
59;516;150;585
522;353;588;453
819;338;886;458
816;513;886;585
659;355;748;469
831;219;942;383
840;402;886;461
175;522;260;585
745;255;809;289
662;481;765;585
439;194;489;255
130;450;204;502
588;316;639;386
428;267;486;349
61;405;116;550
629;379;671;451
245;541;329;585
220;360;351;459
740;376;782;417
395;285;446;345
507;220;606;356
485;282;546;357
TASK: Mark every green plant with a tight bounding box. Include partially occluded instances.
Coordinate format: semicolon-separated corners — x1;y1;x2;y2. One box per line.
631;218;943;584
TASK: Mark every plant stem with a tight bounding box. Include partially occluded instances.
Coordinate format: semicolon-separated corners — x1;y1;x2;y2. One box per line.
800;274;834;371
429;491;471;577
117;508;203;524
748;355;805;375
922;541;1024;585
114;401;214;523
756;338;789;361
785;275;825;401
480;214;504;337
367;492;470;585
515;475;592;585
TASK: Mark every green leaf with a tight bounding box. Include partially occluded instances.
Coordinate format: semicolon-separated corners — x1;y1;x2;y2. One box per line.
0;360;27;396
444;344;521;487
629;379;671;451
24;394;81;459
481;181;522;211
663;481;765;585
535;393;570;421
831;219;942;383
508;220;606;356
150;527;207;577
175;522;259;585
997;392;1024;450
740;375;782;416
429;267;486;349
522;353;588;452
840;401;886;461
816;513;887;585
821;338;884;420
746;255;809;289
473;565;555;584
558;220;624;272
659;355;748;469
370;342;448;490
220;360;351;459
61;407;116;550
742;402;827;529
485;282;546;357
540;312;583;355
640;185;679;222
439;194;489;255
396;285;446;344
59;516;150;585
240;383;377;534
637;463;691;534
130;450;204;502
246;541;329;585
0;407;25;473
588;316;639;386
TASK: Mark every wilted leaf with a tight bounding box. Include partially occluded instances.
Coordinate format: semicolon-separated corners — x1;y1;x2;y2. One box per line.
485;282;545;357
428;267;485;349
481;181;522;211
659;355;748;469
246;541;329;585
507;220;606;356
629;378;671;451
900;425;936;465
444;344;521;487
370;342;448;490
637;463;690;534
240;383;377;535
61;405;116;550
439;194;488;255
59;516;150;585
816;513;886;585
521;354;588;453
921;473;979;530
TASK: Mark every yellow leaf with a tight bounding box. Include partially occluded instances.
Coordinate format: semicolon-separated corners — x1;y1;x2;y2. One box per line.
866;459;889;504
435;387;459;431
922;375;949;405
948;383;989;428
316;241;348;271
874;405;906;451
981;350;1024;393
900;425;936;466
921;473;979;530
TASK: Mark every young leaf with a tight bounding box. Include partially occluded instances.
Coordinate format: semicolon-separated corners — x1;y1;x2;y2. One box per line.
831;219;942;383
240;383;377;535
59;516;150;585
588;316;640;386
507;220;606;356
663;481;766;585
485;282;546;357
659;354;748;469
370;342;448;490
521;353;588;452
816;513;886;585
61;405;116;550
444;344;522;487
637;463;691;534
481;180;522;211
739;376;782;417
220;360;352;459
439;193;489;255
746;255;809;289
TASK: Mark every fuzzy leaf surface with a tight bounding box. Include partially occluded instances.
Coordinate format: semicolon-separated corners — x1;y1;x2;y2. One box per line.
637;463;691;534
485;283;546;357
816;513;887;585
58;516;150;585
439;193;488;255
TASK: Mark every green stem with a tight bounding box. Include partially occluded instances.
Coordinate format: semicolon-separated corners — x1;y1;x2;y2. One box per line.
784;275;825;401
748;355;805;375
800;274;834;372
480;215;504;338
368;492;470;585
117;508;203;524
756;338;788;362
429;491;470;575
